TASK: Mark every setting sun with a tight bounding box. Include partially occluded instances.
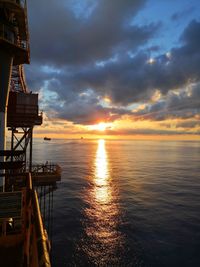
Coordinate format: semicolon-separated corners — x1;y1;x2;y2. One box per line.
96;122;107;131
88;122;112;132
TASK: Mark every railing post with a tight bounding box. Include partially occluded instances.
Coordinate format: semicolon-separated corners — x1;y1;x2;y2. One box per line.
29;128;33;172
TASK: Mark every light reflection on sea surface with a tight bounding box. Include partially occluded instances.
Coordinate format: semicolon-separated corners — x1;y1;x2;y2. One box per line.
94;139;110;203
83;139;124;265
32;139;200;267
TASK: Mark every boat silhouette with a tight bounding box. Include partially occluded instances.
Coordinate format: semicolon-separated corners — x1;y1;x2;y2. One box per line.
44;137;51;141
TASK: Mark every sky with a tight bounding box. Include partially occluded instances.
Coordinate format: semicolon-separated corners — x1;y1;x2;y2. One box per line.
26;0;200;139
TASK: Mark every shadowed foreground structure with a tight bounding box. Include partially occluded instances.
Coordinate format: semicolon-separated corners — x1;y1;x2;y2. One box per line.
0;0;61;266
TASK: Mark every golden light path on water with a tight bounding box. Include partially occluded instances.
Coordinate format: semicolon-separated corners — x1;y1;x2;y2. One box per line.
94;139;111;203
83;139;124;265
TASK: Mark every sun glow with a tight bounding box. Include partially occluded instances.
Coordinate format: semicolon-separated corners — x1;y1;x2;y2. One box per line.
88;122;111;132
103;97;111;103
97;122;107;131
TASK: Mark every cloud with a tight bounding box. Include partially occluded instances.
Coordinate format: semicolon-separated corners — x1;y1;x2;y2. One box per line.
132;82;200;121
26;1;200;131
28;0;155;66
41;88;131;125
66;20;200;106
175;120;200;129
171;6;195;22
98;127;197;136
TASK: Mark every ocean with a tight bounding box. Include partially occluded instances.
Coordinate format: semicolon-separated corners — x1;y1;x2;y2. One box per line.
33;139;200;267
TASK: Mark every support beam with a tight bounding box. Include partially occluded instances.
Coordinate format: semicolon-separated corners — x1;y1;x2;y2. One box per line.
0;50;13;189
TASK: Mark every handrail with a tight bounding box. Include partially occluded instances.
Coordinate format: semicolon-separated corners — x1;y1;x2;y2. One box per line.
33;190;51;267
31;164;61;175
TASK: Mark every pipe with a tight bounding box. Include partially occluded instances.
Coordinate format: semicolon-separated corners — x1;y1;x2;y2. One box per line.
0;50;13;189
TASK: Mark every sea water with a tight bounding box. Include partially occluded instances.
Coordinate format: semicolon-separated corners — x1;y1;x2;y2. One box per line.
33;139;200;267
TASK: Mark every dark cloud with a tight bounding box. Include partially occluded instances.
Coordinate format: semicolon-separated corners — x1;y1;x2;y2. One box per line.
171;6;195;22
43;89;131;125
59;19;200;106
132;82;200;121
28;0;155;66
175;120;200;129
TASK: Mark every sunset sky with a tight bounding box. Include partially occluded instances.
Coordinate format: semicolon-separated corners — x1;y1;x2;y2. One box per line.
26;0;200;139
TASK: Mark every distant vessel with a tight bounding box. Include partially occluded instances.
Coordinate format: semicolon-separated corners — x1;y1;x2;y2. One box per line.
44;137;51;141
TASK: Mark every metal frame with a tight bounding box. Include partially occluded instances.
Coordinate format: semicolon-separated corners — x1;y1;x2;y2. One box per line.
7;126;33;172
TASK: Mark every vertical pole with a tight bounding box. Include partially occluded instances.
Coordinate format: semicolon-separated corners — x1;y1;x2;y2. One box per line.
10;129;14;186
11;128;14;163
0;50;13;190
44;186;46;225
29;127;33;172
0;111;6;190
25;128;29;172
48;185;51;234
39;186;42;207
0;112;6;150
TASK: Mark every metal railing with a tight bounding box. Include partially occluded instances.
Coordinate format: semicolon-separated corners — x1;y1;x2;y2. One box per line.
0;23;28;50
31;164;61;176
33;190;51;267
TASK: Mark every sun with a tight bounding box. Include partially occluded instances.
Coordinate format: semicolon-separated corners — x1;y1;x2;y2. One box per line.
88;122;111;132
96;122;107;131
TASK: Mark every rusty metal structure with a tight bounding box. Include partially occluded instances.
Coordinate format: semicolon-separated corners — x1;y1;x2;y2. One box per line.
0;1;61;266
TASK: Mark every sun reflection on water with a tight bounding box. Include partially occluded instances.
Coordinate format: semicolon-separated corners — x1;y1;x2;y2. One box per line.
95;139;108;180
94;139;110;203
83;139;124;265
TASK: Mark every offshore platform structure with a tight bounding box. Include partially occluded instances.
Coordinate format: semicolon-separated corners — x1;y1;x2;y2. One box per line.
0;1;61;266
0;0;32;186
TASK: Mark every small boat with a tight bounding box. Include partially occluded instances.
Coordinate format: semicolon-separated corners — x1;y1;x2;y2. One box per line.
44;137;51;141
